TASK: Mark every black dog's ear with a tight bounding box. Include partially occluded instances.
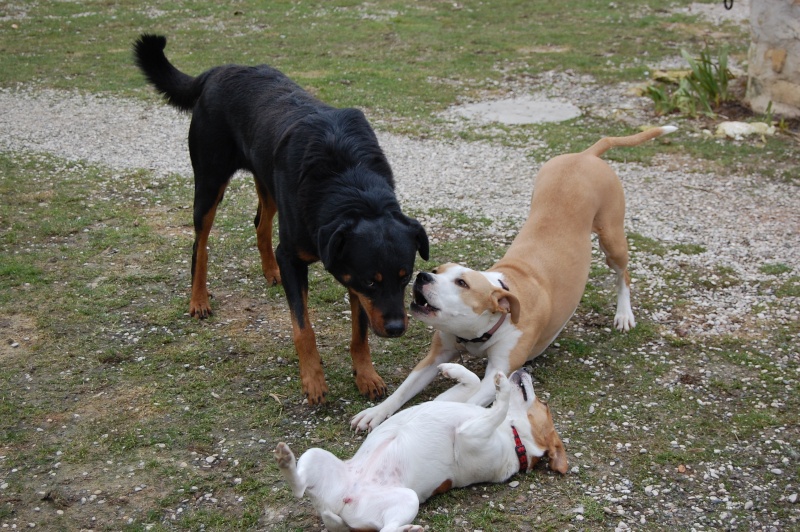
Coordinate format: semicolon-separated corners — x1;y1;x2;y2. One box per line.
318;220;352;270
408;217;429;261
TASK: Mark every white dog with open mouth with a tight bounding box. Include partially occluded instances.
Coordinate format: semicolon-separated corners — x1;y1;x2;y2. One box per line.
276;364;567;532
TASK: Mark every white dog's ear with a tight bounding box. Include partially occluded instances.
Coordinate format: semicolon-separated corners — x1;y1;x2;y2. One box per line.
492;289;521;324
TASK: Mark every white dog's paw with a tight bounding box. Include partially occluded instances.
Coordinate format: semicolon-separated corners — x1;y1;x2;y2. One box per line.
351;406;389;432
274;442;296;470
398;525;424;531
614;311;636;332
494;371;508;389
439;363;468;381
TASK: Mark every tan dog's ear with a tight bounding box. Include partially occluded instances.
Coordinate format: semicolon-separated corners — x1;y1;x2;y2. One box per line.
492;289;521;324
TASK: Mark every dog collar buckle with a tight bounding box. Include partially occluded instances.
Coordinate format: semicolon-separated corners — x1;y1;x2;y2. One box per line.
511;425;528;473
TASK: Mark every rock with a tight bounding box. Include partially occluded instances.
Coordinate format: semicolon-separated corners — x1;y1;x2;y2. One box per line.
714;121;775;140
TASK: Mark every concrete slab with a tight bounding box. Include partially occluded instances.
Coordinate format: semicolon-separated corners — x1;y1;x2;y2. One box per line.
450;95;582;125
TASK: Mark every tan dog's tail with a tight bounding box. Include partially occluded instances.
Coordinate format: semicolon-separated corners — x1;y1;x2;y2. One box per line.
582;125;677;158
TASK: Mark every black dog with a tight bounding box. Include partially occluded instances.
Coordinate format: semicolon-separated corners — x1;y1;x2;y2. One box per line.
133;34;428;404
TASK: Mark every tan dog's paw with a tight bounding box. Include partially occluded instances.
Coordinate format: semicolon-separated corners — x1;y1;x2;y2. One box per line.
274;442;296;470
614;311;636;332
351;405;390;432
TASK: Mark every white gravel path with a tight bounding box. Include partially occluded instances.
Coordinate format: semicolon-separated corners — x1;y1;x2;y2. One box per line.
0;87;798;339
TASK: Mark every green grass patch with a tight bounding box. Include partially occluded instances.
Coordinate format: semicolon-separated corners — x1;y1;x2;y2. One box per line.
760;262;792;275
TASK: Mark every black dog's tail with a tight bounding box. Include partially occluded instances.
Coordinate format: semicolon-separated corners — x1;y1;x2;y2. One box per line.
133;34;202;111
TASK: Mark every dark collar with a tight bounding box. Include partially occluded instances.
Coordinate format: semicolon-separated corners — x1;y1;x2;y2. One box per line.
456;312;506;344
511;425;529;473
456;279;510;344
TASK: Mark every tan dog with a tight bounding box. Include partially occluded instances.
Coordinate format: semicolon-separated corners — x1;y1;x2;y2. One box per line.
353;126;676;430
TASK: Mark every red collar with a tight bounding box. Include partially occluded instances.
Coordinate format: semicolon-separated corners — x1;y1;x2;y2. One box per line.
511;425;528;473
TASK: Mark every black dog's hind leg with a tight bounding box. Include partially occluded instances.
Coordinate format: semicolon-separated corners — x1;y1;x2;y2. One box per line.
188;121;236;319
254;182;281;286
276;245;329;404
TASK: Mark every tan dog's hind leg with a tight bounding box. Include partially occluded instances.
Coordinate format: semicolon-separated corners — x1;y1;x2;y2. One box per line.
591;164;636;332
596;221;636;332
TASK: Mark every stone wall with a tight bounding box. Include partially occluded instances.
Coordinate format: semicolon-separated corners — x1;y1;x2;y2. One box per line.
746;0;800;117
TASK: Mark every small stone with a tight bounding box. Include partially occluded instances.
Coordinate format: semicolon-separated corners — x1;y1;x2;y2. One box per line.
508;481;519;488
205;455;216;464
744;500;754;510
788;493;797;503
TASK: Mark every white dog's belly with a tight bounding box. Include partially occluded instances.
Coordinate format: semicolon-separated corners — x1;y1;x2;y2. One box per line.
347;402;485;499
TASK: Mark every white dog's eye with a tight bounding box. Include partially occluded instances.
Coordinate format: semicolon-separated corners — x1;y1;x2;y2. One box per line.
456;279;469;289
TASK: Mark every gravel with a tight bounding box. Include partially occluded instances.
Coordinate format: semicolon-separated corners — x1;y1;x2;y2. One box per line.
0;85;797;343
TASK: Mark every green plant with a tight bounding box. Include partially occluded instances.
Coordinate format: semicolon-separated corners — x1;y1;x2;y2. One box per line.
682;47;732;110
645;83;679;115
646;45;734;117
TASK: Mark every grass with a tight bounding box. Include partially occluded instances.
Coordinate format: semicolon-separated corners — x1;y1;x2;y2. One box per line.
1;1;799;531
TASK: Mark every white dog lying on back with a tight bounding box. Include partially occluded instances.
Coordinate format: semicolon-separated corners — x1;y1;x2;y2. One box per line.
275;363;567;531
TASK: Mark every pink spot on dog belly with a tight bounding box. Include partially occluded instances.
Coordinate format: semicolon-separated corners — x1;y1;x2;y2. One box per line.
343;497;352;504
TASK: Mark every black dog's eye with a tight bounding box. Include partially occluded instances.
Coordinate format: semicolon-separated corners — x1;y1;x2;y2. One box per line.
401;274;412;286
456;279;469;289
366;280;375;288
